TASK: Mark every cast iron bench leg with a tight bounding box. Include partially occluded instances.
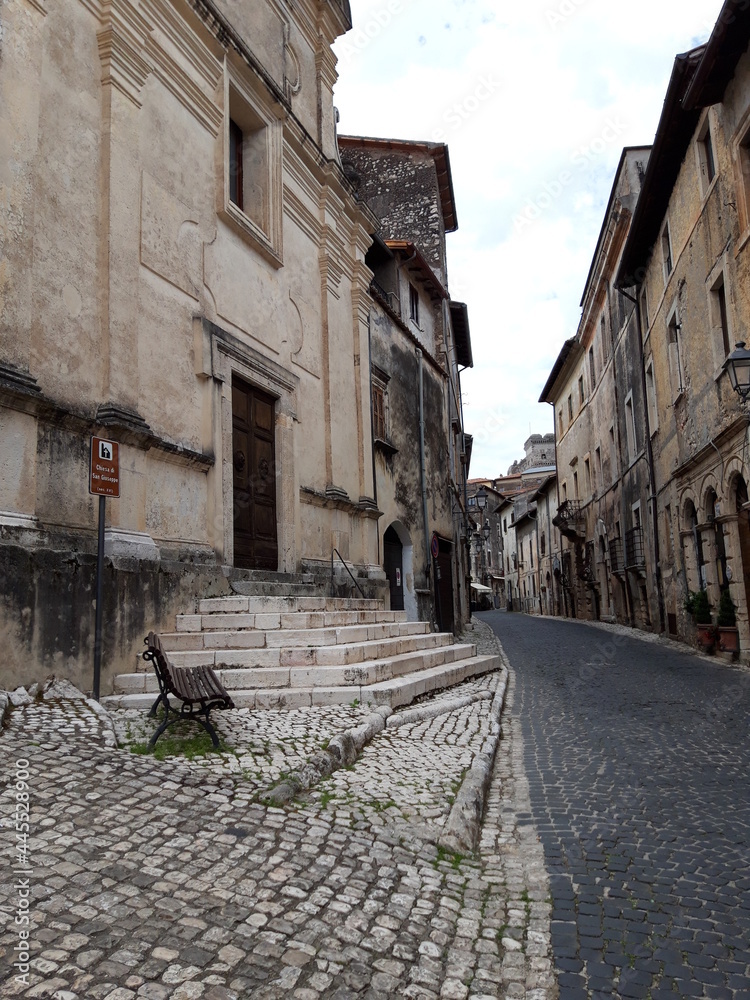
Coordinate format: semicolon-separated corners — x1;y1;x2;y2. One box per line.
148;712;175;748
195;709;220;748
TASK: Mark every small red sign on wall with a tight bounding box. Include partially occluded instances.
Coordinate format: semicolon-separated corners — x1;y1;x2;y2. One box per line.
89;437;120;497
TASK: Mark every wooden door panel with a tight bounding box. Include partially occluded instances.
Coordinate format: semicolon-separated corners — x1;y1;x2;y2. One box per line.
232;377;278;570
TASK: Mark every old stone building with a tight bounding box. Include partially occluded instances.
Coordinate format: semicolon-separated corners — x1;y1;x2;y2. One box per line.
616;1;750;654
541;148;657;628
338;137;474;632
0;0;474;690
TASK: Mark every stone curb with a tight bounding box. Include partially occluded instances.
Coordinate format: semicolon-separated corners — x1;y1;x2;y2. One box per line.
438;666;508;854
261;705;392;806
385;689;492;729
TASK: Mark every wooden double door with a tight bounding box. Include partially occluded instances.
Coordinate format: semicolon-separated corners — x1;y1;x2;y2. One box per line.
232;377;278;570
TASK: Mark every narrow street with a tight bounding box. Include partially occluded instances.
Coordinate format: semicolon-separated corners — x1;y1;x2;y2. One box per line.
482;611;750;1000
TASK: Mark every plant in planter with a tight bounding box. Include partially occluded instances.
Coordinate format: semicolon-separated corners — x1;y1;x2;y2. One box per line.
717;589;739;655
686;589;716;652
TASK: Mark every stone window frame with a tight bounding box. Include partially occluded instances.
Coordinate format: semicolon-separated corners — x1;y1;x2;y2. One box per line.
218;59;284;268
732;107;750;242
645;356;659;436
624;389;637;466
661;220;674;286
666;300;685;402
695;111;718;201
706;256;733;377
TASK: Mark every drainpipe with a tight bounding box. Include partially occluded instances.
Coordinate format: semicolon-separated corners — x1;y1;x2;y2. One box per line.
367;310;380;565
417;347;432;586
621;286;666;635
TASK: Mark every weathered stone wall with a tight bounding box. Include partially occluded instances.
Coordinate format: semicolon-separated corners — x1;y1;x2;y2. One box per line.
641;44;750;651
341;146;449;284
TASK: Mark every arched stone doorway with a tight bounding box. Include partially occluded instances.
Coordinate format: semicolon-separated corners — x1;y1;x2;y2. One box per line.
383;521;417;620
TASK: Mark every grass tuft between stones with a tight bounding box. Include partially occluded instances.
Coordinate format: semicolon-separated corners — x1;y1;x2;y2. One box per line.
130;729;231;761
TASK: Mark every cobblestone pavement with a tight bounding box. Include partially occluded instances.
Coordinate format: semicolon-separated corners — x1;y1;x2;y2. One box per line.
0;620;556;1000
482;610;750;1000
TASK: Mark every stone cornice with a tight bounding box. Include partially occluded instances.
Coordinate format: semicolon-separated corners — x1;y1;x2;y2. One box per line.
300;486;382;520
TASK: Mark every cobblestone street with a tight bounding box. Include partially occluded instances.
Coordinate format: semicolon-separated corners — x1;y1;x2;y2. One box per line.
483;611;750;1000
0;621;555;1000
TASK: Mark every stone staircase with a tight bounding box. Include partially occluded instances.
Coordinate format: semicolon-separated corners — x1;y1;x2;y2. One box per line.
103;594;501;711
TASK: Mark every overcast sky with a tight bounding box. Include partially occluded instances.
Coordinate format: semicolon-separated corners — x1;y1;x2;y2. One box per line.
332;0;725;477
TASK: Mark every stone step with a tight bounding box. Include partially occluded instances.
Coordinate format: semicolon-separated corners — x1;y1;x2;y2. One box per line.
104;653;502;711
196;596;384;615
115;643;478;696
176;609;407;633
158;621;428;653
148;631;450;671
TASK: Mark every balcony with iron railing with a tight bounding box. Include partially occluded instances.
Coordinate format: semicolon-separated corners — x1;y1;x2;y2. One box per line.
370;279;400;317
625;525;645;570
609;537;624;574
553;499;585;539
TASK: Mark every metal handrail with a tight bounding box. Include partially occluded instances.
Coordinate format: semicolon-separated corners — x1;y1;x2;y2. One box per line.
331;548;366;599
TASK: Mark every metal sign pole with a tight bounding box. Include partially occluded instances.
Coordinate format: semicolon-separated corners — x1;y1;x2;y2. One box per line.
89;435;119;702
93;494;105;701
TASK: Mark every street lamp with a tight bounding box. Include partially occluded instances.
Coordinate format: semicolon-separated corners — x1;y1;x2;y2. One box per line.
723;341;750;405
476;486;488;511
482;521;491;542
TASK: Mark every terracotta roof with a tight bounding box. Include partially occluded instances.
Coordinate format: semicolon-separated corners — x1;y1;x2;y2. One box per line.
385;241;449;300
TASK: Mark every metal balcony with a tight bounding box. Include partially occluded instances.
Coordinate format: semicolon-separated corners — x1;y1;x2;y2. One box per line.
609;537;624;574
625;526;646;570
553;499;585;539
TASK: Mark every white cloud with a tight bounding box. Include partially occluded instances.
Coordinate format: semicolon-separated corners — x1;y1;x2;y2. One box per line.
334;0;725;476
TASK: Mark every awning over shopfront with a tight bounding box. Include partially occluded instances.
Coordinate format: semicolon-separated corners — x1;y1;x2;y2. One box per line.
470;582;492;593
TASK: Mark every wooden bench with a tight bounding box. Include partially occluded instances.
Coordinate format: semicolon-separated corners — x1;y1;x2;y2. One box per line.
142;631;235;748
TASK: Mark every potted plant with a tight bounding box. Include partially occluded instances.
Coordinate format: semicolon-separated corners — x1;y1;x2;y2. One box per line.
685;589;716;652
717;589;739;655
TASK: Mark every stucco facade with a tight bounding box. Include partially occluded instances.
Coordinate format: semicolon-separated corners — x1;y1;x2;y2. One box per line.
0;0;387;690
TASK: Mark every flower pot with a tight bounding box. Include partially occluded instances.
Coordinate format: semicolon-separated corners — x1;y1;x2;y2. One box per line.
718;626;739;654
695;623;717;654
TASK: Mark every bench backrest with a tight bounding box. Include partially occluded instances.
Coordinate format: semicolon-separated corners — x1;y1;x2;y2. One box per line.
143;631;178;697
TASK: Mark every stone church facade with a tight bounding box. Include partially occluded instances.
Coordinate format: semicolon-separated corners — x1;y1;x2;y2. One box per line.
0;0;473;690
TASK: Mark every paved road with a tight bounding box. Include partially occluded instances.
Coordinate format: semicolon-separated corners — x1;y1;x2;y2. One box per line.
481;612;750;1000
0;642;556;1000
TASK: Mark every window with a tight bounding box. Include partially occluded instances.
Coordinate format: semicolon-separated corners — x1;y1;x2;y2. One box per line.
221;75;283;265
562;482;568;502
645;359;658;433
372;385;386;440
573;471;579;498
667;308;684;396
409;284;420;325
595;446;602;488
558;408;564;432
609;425;617;482
711;274;731;359
600;313;608;357
567;394;573;420
640;287;649;334
541;533;546;556
229;119;244;210
698;118;716;194
503;518;507;533
578;375;585;407
371;366;390;442
588;347;596;390
662;222;673;284
624;391;637;463
584;457;591;496
739;126;750;231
